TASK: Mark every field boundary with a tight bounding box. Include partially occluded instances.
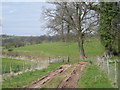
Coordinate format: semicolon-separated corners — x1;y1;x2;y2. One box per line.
96;56;119;88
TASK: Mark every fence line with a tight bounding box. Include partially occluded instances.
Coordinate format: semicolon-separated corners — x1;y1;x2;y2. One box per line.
96;57;119;88
2;56;70;80
48;56;70;63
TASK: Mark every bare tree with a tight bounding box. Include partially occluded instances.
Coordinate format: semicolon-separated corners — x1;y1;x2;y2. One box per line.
44;2;98;60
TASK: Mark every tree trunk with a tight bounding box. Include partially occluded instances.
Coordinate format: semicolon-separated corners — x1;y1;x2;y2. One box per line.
78;32;86;60
77;3;86;60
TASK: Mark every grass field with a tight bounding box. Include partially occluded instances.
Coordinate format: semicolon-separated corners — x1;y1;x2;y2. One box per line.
2;58;35;74
2;62;68;88
77;64;113;88
2;38;113;88
109;56;120;61
14;38;104;62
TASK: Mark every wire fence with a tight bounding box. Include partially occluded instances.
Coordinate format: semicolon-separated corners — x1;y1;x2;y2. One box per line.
2;59;49;80
96;56;120;88
48;56;70;63
2;56;70;81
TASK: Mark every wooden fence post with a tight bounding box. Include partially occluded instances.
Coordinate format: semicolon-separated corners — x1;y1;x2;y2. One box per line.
10;63;12;74
17;65;20;73
49;57;51;64
115;60;117;85
37;60;39;68
4;65;6;74
25;62;27;70
63;57;64;62
31;61;33;70
23;62;25;71
107;58;110;77
35;61;37;69
102;59;104;71
68;56;70;62
117;60;120;88
33;62;35;69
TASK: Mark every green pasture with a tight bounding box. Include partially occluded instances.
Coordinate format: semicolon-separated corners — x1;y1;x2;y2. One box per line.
14;38;104;62
2;58;35;74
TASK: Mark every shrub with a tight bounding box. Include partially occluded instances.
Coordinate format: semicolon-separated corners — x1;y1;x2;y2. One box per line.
8;48;13;52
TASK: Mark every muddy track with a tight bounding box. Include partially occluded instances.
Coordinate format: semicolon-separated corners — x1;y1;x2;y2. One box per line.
57;62;87;88
25;64;71;88
25;62;87;88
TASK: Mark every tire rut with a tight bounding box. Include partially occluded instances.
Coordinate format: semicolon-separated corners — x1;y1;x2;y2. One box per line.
57;62;87;88
25;64;71;88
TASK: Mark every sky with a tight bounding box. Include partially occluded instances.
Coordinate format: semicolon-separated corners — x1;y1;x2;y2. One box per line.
1;2;53;36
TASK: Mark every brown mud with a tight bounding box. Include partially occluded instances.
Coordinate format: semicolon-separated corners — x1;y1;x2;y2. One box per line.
25;62;87;88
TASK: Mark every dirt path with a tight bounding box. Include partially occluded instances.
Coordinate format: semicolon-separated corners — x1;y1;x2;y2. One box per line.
25;62;87;88
57;62;87;88
25;64;71;88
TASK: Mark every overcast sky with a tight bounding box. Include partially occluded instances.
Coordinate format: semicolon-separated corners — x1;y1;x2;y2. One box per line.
1;2;53;36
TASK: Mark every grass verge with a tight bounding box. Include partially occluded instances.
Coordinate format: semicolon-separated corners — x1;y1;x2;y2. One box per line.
77;64;113;88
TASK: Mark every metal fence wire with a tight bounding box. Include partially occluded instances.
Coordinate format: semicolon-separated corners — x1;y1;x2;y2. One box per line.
96;57;119;88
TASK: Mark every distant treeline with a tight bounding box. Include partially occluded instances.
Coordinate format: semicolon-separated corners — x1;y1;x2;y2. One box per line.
1;34;60;48
1;34;84;49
